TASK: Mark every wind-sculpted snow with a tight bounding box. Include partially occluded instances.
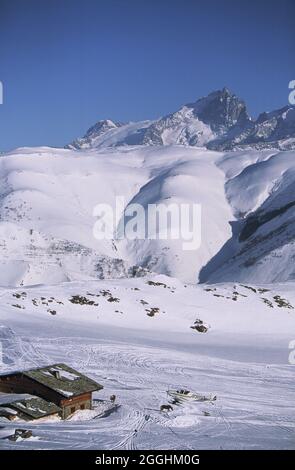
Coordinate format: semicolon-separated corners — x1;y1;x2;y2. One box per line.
0;145;232;285
202;150;295;283
1;145;295;285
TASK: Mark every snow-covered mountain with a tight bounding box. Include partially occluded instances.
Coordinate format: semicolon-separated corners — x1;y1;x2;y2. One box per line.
68;119;152;149
1;91;295;451
1;87;295;286
213;104;295;151
201;149;295;283
0;145;233;285
1;143;295;286
68;88;295;151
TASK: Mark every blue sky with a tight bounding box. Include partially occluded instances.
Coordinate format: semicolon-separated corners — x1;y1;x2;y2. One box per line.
0;0;294;150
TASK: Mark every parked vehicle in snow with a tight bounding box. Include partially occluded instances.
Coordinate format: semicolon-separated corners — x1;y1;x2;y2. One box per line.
167;389;217;403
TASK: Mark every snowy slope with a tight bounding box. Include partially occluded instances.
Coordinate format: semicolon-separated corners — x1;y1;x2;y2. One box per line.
68;120;153;150
0;145;233;285
0;146;152;286
0;275;294;449
1;144;295;285
201;150;295;283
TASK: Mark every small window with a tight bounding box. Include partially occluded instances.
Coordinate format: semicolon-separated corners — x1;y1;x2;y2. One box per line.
71;407;75;414
80;404;85;410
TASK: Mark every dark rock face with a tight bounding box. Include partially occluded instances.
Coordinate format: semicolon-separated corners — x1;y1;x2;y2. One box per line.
210;104;295;150
253;106;295;142
239;200;295;242
189;87;250;131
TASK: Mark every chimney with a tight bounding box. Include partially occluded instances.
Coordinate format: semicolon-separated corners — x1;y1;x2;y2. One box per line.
52;370;60;380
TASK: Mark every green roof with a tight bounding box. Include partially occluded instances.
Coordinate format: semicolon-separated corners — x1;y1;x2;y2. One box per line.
22;363;103;398
0;396;61;419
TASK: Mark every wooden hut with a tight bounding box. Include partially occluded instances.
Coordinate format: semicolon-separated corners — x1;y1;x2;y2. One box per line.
0;363;103;419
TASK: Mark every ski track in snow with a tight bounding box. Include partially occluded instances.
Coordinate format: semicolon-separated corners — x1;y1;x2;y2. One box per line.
0;322;294;450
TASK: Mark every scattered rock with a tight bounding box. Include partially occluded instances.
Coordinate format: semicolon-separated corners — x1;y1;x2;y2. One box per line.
107;296;119;303
190;318;210;333
262;298;274;308
233;290;247;298
48;309;57;315
12;304;25;309
99;290;119;302
273;295;294;309
145;307;160;317
240;285;257;293
13;292;26;299
69;295;97;306
147;280;168;288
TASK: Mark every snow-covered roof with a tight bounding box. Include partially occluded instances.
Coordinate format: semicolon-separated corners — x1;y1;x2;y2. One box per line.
0;363;103;398
0;396;61;419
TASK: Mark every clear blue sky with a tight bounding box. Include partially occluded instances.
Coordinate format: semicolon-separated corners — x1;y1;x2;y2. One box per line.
0;0;294;150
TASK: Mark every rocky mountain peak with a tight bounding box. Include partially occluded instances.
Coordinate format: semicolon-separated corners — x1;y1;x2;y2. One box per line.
84;119;120;138
67;89;295;151
188;87;250;131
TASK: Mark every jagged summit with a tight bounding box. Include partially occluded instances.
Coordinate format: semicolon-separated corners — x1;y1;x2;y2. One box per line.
187;87;250;130
85;119;121;135
68;88;295;151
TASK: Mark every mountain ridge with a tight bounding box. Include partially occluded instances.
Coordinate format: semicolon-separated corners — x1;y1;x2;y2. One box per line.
68;88;295;151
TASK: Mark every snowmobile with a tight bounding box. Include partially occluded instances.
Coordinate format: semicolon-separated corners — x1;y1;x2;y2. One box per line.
167;389;217;403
